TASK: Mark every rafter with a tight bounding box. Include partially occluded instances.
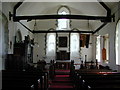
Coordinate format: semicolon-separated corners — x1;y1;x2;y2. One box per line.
98;0;111;22
19;21;33;33
93;23;108;34
32;30;94;34
11;1;112;23
13;15;111;22
18;22;94;34
11;1;113;34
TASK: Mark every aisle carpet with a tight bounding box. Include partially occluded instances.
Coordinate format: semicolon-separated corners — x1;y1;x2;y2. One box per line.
48;70;75;90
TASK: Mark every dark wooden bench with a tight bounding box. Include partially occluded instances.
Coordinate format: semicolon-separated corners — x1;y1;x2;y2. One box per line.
2;70;48;90
74;69;120;89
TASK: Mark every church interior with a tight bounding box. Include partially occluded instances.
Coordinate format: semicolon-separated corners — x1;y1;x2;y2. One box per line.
1;0;120;89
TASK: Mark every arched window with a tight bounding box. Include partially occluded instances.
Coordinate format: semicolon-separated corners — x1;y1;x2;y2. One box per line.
70;32;80;61
46;33;56;62
70;32;80;69
47;34;56;52
116;20;120;65
70;33;79;52
57;6;70;30
96;35;101;63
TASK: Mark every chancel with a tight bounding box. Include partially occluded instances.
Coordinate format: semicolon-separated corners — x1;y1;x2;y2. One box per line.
1;0;120;90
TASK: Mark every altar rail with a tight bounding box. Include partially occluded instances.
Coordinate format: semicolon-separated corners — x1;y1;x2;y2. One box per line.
55;60;71;70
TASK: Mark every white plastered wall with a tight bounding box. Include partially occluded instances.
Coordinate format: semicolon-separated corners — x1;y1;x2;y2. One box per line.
1;2;33;70
95;2;120;70
31;5;95;64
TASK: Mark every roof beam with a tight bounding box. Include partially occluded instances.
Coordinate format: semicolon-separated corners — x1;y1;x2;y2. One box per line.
99;2;111;16
92;0;111;34
12;1;112;34
13;15;111;22
12;1;112;23
98;0;111;22
19;21;33;33
32;30;94;34
18;21;93;34
13;1;24;21
93;23;108;34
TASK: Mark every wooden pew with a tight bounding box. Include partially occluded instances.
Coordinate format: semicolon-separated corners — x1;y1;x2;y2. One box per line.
49;60;55;79
86;74;120;88
2;70;48;90
75;69;120;89
2;71;37;90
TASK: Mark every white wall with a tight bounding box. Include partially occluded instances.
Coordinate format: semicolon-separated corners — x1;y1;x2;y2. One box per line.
81;46;93;62
18;2;99;31
2;2;120;71
2;2;33;52
99;23;116;70
115;2;120;71
0;12;5;70
1;3;11;70
0;3;2;89
16;21;32;40
96;2;120;70
2;2;16;54
30;5;94;64
1;2;33;70
17;2;103;64
33;33;46;63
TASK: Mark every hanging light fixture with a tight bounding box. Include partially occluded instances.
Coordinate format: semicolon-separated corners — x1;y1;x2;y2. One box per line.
34;19;37;30
88;20;91;31
33;20;39;47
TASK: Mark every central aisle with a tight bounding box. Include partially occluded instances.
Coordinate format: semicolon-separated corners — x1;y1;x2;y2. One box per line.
48;70;75;90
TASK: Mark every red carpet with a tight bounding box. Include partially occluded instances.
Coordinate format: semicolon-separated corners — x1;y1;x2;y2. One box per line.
55;70;70;72
48;70;75;90
55;75;70;77
55;70;70;75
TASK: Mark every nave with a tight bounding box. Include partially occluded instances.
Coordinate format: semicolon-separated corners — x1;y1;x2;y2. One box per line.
2;60;74;90
71;63;120;89
48;70;74;90
2;60;120;90
1;1;120;90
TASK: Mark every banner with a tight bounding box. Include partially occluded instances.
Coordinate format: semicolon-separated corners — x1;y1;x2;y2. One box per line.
80;34;90;48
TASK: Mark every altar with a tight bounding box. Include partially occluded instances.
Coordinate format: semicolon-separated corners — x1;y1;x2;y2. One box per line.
55;60;71;70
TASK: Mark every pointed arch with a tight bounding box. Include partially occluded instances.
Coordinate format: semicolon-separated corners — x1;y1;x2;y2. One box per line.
56;6;71;30
57;6;71;15
15;29;22;43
